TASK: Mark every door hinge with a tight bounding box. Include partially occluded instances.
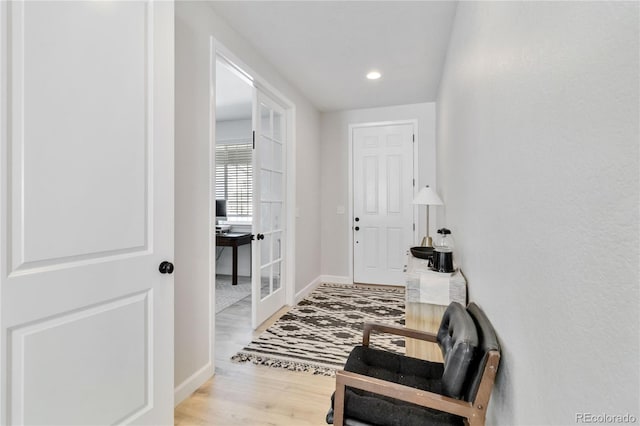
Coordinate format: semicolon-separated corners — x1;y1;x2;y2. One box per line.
252;131;256;149
413;223;415;231
413;178;415;187
412;134;415;142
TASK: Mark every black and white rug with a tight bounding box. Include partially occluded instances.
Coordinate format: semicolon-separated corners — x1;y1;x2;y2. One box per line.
231;283;405;376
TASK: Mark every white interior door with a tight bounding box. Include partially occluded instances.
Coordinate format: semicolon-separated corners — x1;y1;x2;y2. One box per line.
0;1;174;424
353;123;414;286
252;90;287;328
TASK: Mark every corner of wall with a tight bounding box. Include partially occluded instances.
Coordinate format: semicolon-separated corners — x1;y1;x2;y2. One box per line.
174;363;214;406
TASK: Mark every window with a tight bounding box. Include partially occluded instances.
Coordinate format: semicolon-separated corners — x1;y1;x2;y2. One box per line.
215;143;253;222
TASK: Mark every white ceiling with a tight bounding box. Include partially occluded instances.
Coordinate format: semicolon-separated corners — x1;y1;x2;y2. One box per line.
216;61;253;121
210;1;458;112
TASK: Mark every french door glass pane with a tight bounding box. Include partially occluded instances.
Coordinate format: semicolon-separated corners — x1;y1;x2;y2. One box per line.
261;234;271;266
261;202;271;232
271;171;282;201
273;262;281;291
272;203;282;230
260;266;271;300
260;104;271;137
260;136;272;170
273;141;282;172
261;169;271;200
273;110;282;141
272;232;282;261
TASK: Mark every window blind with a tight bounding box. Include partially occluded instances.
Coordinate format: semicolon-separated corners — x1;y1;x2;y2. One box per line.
215;143;253;219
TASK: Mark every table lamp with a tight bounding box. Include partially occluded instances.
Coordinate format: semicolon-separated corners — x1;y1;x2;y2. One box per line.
413;185;443;247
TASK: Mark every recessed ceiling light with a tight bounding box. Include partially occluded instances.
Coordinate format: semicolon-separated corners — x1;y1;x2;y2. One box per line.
366;71;382;80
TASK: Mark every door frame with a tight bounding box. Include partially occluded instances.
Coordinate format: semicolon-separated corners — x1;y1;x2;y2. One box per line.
210;38;297;332
348;120;419;284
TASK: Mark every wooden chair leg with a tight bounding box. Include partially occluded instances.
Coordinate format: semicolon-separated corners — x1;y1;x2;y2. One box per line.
334;373;346;425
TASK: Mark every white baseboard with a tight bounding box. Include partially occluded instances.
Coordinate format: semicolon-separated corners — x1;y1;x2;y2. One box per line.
294;276;322;304
174;362;213;406
319;275;352;285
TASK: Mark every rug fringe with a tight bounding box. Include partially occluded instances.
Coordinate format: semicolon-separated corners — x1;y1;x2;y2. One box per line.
231;351;338;377
319;282;405;293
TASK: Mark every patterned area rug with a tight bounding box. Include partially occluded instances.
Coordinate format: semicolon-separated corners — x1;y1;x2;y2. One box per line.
231;283;405;376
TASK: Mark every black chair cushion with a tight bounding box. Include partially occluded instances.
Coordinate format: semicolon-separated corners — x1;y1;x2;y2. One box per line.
328;346;464;426
346;345;444;392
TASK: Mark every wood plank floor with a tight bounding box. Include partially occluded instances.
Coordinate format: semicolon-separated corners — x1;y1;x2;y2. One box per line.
174;296;336;426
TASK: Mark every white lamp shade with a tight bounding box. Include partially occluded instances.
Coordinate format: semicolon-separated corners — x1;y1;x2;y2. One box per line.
413;185;443;205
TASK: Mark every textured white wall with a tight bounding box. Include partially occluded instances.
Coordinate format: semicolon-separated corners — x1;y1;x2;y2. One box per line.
437;2;639;424
175;1;321;401
320;103;436;280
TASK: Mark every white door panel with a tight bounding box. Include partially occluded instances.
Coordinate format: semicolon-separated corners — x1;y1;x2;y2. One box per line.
1;1;174;424
11;292;149;425
353;124;414;286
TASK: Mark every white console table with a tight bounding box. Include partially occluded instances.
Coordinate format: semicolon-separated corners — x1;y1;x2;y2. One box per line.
405;254;467;362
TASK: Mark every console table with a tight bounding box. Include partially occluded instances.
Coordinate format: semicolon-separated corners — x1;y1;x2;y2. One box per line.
216;232;252;285
405;254;467;362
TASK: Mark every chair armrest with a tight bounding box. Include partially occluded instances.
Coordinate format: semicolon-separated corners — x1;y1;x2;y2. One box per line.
362;322;438;346
333;370;478;426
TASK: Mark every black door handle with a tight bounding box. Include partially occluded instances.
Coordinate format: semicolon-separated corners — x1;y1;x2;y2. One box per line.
257;233;265;240
159;261;174;274
355;217;360;222
354;226;360;231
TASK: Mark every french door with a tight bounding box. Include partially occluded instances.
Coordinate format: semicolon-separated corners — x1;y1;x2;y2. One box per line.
0;1;174;424
251;90;287;328
352;123;415;286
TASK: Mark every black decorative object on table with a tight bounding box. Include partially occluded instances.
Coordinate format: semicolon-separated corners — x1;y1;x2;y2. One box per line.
410;246;434;261
433;228;455;273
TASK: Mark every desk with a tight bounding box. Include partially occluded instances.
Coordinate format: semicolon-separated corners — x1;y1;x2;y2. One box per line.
216;232;252;285
405;254;466;362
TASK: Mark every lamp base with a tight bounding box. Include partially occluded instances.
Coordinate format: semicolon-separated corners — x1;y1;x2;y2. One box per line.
420;236;433;247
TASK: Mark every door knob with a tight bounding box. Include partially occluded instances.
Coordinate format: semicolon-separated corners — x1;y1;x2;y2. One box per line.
257;233;265;240
159;261;174;274
355;217;360;222
354;226;360;231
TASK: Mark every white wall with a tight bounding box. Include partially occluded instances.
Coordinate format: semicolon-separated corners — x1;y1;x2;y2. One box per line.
216;119;252;143
174;2;213;402
175;1;321;403
437;2;639;424
320;103;436;281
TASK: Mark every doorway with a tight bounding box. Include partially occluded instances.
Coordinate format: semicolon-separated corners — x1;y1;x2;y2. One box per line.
213;43;295;333
350;122;417;286
214;59;254;314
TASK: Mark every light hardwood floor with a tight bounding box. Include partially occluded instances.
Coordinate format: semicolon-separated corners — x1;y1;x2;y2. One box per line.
174;296;336;426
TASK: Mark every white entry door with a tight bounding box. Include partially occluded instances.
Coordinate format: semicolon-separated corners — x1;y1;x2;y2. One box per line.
353;123;414;286
0;2;174;424
252;90;287;328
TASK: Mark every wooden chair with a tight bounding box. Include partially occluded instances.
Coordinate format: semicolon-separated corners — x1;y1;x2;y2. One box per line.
326;302;500;426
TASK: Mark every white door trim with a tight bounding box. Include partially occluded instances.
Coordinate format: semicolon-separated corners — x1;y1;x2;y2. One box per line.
211;38;297;317
348;120;419;284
